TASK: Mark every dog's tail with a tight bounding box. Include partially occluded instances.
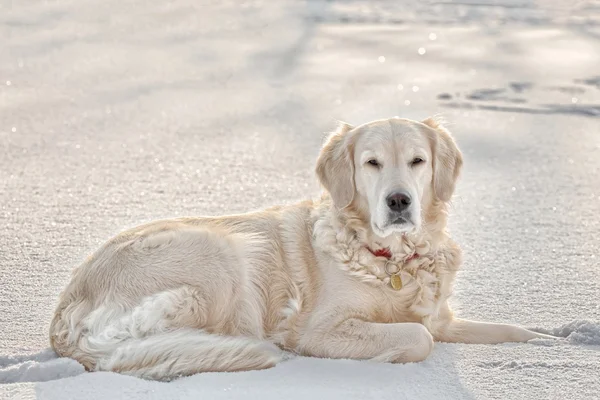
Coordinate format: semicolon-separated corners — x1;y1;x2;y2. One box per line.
93;329;282;380
50;286;282;381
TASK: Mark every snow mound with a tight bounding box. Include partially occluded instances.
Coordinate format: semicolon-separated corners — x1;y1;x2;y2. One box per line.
0;350;85;384
0;348;58;369
531;320;600;346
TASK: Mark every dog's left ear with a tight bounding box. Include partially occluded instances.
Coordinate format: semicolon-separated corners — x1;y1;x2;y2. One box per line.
422;117;463;202
316;122;356;209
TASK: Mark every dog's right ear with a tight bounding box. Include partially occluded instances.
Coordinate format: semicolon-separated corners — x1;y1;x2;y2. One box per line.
315;122;356;209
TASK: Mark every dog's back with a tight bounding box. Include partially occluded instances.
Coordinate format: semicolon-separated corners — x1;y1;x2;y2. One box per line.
49;204;317;380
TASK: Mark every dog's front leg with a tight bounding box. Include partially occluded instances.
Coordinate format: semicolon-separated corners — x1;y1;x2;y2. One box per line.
300;319;434;363
432;318;556;344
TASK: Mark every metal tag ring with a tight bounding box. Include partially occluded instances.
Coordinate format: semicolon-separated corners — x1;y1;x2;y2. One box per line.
384;260;399;276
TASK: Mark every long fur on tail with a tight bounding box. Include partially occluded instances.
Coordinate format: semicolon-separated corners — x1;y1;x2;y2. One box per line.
50;286;282;380
97;330;281;380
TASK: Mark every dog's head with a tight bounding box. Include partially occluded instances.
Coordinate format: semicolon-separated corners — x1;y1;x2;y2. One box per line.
316;117;462;238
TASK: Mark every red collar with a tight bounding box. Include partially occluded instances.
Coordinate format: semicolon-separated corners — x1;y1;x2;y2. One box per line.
366;246;419;261
367;247;393;259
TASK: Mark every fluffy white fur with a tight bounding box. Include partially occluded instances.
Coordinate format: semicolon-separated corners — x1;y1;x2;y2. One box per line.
49;117;554;381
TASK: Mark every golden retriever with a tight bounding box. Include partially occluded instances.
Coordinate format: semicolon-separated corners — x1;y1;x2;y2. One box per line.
49;117;553;380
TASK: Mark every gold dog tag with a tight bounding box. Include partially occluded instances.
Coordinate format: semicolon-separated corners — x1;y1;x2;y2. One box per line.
390;274;402;290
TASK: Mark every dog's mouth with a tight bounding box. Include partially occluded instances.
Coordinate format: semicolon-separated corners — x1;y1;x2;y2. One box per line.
373;217;415;237
391;217;409;225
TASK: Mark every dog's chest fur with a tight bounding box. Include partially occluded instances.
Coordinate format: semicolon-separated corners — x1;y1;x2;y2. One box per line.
313;209;461;327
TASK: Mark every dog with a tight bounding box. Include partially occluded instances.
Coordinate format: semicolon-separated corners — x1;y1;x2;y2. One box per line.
49;117;554;381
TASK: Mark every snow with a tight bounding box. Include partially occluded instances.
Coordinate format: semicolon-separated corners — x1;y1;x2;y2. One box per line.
1;0;600;399
533;320;600;346
0;354;84;384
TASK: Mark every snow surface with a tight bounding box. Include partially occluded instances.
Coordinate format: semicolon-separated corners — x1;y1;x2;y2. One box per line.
1;0;600;399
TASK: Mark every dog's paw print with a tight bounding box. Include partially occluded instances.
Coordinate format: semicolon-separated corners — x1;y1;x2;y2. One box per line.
437;78;600;118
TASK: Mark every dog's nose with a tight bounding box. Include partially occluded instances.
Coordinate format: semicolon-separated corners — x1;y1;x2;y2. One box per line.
386;191;412;213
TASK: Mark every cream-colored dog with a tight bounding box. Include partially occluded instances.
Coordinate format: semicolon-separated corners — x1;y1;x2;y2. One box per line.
50;117;553;380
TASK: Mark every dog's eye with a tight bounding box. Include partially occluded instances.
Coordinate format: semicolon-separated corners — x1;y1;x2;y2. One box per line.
411;157;424;166
367;159;380;167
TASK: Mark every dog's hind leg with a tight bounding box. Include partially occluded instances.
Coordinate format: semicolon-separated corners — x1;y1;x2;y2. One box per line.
61;286;281;379
90;286;281;379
